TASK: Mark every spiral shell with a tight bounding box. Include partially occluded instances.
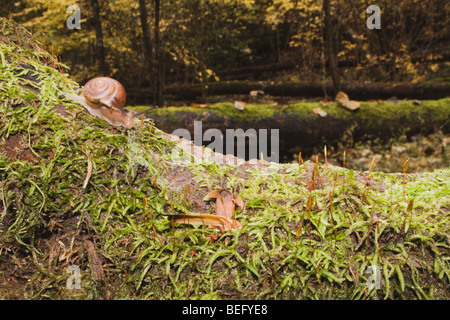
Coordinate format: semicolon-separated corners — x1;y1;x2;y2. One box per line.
83;77;126;109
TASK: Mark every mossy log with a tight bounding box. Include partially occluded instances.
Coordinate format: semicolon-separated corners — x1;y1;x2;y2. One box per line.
145;99;450;158
1;18;450;301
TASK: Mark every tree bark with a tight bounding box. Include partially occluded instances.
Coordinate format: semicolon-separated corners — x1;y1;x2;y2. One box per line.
322;0;340;94
138;0;153;86
90;0;108;76
154;0;164;106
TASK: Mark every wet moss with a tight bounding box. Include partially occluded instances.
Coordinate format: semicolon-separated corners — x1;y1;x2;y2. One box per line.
148;98;450;126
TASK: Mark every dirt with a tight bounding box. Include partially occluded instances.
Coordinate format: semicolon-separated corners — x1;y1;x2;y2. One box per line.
165;165;211;213
0;134;37;162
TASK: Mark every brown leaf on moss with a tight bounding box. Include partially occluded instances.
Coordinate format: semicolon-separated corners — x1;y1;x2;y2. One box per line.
234;194;244;209
204;189;222;201
204;189;244;220
335;91;360;110
335;91;350;104
216;190;235;220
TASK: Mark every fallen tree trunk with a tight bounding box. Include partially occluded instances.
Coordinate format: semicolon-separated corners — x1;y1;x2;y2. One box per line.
146;99;450;158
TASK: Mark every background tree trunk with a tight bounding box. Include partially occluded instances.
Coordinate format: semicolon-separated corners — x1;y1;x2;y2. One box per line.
90;0;108;75
138;0;153;88
154;0;164;106
322;0;340;94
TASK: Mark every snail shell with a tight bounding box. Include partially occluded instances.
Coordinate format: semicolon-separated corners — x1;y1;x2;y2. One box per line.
83;77;126;110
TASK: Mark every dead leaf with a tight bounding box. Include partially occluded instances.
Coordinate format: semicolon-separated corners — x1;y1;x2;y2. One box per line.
233;194;244;209
249;90;264;97
320;98;330;107
234;100;247;110
313;108;327;117
342;100;360;110
205;232;223;244
216;191;234;220
335;91;360;110
204;189;222;201
204;189;244;231
204;189;244;220
335;91;349;104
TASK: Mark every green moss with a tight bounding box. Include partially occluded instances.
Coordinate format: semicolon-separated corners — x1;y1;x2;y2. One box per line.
148;98;450;129
149;102;280;124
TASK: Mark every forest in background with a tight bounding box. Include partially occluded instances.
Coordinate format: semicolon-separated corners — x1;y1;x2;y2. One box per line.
2;0;449;106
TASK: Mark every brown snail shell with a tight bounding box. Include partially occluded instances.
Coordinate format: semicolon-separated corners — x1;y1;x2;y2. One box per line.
83;77;126;110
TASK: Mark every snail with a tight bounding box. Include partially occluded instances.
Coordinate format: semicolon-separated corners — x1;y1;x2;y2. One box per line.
64;77;149;129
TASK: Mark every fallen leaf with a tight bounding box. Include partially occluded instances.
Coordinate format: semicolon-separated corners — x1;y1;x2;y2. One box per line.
313;108;328;117
335;91;360;110
342;100;360;110
205;232;223;244
249;90;264;97
320;98;330;106
204;189;222;201
204;189;244;220
234;100;247;110
199;104;209;108
335;91;349;104
216;190;235;220
204;189;244;231
233;194;244;209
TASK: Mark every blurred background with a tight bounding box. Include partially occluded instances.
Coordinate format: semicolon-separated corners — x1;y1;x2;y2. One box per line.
2;0;449;106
